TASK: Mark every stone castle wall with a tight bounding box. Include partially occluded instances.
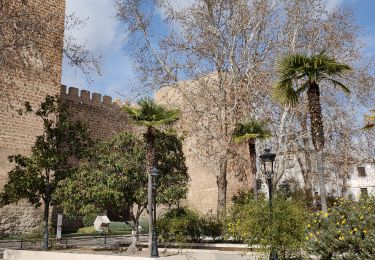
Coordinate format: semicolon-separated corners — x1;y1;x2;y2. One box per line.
60;85;131;141
155;79;252;215
0;0;66;237
0;84;131;236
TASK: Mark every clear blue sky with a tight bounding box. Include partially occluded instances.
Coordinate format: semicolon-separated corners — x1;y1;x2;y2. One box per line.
61;0;375;99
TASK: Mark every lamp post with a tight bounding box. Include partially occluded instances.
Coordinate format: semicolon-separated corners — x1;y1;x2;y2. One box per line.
150;167;159;257
259;148;277;260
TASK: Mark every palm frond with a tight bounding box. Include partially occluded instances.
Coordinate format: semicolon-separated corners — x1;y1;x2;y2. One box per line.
233;119;271;143
323;77;350;94
314;53;352;76
274;52;352;107
123;97;180;127
273;80;300;106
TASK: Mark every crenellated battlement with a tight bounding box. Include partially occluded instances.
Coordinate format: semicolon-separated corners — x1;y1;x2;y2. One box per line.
60;85;123;107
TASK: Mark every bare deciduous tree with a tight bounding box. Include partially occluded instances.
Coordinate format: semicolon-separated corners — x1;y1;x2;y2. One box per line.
114;0;374;213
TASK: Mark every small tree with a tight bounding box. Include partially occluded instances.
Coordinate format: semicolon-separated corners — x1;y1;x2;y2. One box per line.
233;119;271;198
123;98;179;247
225;193;307;259
0;96;90;250
55;130;188;244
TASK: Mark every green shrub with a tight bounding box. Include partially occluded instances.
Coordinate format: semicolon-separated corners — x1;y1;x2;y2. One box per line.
23;224;54;241
82;213;97;227
109;221;134;232
157;207;203;242
201;216;223;241
138;217;149;234
225;195;307;259
76;226;96;234
306;197;375;259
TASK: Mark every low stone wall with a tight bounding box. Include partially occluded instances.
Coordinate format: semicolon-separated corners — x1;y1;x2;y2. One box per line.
0;201;42;237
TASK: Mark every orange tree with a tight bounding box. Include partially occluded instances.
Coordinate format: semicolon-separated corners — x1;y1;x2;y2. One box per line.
306;197;375;259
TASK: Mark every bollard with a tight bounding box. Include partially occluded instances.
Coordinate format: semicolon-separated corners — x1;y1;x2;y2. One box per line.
65;236;68;247
104;234;107;244
20;238;23;249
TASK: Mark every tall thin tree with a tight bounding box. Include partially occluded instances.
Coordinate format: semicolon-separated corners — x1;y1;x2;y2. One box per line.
274;52;351;211
123;98;179;248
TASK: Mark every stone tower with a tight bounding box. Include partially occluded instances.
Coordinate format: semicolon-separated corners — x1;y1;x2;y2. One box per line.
0;0;66;236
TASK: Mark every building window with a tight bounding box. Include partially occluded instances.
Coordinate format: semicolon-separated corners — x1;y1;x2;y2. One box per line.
360;188;368;197
358;167;366;177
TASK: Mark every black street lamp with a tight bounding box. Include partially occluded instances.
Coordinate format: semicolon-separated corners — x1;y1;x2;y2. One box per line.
259;148;278;260
150;167;159;258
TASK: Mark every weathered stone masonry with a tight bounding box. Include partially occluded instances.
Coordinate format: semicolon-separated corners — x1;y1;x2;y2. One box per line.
0;83;131;236
0;0;130;237
60;85;131;141
51;86;131;233
0;0;65;237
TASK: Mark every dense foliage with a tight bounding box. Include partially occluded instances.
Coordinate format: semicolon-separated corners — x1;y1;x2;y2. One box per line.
0;96;90;249
158;207;223;243
306;197;375;259
225;191;307;259
55;130;189;237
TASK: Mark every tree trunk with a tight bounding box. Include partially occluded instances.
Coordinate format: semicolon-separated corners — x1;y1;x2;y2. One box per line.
216;159;227;217
145;126;155;249
307;82;327;211
43;170;50;250
248;140;258;198
341;134;350;199
135;217;140;243
127;214;140;253
341;156;350;199
301;112;313;197
43;200;50;250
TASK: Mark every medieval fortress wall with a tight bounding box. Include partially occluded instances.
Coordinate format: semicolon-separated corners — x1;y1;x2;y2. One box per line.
0;83;131;236
155;80;253;215
0;0;127;236
0;0;66;236
60;85;131;141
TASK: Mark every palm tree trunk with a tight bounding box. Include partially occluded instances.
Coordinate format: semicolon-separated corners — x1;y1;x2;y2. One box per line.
248;140;258;199
145;126;155;248
217;159;227;217
307;82;327;212
301;112;313;197
316;150;327;211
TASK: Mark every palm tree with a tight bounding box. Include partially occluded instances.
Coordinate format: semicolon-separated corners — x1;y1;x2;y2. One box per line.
233;119;271;198
274;52;351;212
124;98;179;248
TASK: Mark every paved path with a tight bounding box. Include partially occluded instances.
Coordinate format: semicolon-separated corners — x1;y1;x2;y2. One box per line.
0;235;147;258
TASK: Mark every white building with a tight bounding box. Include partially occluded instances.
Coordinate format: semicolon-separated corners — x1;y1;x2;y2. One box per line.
347;160;375;199
265;150;375;200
